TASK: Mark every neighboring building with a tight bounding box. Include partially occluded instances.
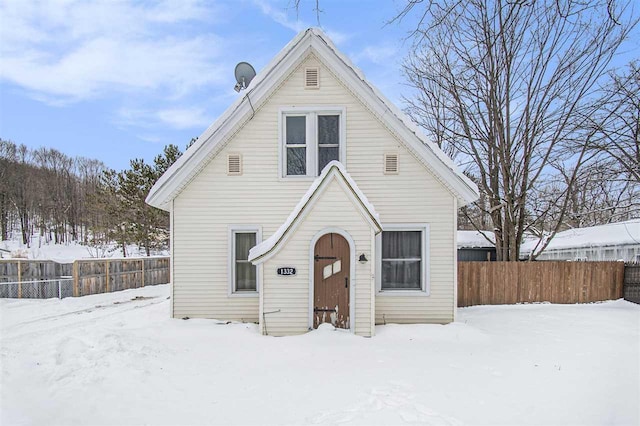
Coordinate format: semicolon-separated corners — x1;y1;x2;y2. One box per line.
146;28;479;337
457;230;496;261
520;219;640;262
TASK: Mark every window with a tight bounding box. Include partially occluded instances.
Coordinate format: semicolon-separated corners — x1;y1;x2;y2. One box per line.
377;225;429;293
281;109;345;177
229;227;261;295
285;115;307;175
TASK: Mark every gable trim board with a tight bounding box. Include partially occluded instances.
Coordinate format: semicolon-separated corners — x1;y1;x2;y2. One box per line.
249;161;382;265
146;28;479;211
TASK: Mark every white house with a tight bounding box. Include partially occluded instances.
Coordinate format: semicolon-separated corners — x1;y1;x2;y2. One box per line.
146;28;479;337
520;219;640;262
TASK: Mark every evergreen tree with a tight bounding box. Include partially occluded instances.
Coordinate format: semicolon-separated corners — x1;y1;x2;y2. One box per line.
96;144;183;256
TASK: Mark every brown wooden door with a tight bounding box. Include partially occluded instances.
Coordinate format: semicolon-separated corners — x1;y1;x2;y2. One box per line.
313;233;350;329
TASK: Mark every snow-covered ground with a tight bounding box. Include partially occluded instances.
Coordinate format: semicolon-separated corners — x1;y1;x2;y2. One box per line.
1;286;638;425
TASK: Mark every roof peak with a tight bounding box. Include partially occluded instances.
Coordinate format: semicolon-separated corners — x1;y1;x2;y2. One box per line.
146;27;479;210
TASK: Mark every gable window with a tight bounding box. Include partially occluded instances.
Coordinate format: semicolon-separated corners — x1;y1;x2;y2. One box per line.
281;108;345;177
229;226;261;296
377;224;430;294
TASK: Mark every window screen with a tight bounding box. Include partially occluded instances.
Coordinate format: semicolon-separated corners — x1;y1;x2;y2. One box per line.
381;231;422;290
235;232;257;291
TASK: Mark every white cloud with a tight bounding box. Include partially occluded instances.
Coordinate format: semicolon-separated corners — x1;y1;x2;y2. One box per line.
116;106;213;131
252;0;350;45
353;43;399;65
156;107;213;130
252;0;306;33
0;0;227;102
323;29;350;45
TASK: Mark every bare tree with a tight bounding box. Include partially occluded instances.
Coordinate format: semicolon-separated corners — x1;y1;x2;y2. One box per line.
400;0;636;260
588;61;640;182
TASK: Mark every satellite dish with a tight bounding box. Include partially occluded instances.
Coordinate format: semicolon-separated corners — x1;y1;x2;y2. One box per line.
234;62;256;92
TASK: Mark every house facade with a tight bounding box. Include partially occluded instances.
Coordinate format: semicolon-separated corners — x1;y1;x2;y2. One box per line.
146;28;479;337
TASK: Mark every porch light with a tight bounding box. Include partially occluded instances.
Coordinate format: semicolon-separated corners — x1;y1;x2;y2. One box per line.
359;254;368;264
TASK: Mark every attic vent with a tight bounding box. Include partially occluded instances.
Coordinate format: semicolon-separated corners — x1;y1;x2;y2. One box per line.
384;153;399;174
227;154;242;175
304;67;319;89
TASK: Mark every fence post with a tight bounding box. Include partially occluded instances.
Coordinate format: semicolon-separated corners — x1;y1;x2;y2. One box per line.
58;280;62;299
141;259;145;287
105;260;110;293
17;260;22;299
73;261;79;297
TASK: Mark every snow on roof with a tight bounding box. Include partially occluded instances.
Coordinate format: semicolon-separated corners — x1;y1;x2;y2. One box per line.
520;219;640;255
146;28;478;211
457;230;495;249
248;161;381;264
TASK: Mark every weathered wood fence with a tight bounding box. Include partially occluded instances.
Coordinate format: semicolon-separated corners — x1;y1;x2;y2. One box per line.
0;257;169;299
0;260;73;283
458;261;625;307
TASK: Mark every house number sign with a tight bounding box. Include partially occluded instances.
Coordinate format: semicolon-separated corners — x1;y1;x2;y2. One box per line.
277;267;296;276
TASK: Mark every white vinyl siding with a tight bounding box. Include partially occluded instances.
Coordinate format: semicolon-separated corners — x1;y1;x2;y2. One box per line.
171;53;456;328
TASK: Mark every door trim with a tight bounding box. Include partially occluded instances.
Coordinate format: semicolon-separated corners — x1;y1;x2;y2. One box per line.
308;227;356;333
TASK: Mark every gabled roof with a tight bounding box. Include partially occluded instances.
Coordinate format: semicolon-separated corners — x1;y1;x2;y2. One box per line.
248;161;382;264
146;28;479;211
520;219;640;256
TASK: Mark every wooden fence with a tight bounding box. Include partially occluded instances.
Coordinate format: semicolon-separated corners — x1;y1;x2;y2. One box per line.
73;257;169;296
0;257;169;298
0;260;73;283
458;261;625;307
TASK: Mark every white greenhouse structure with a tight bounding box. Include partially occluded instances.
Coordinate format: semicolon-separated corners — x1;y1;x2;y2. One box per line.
521;219;640;262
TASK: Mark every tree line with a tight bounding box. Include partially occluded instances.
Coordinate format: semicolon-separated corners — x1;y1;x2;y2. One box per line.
0;139;187;257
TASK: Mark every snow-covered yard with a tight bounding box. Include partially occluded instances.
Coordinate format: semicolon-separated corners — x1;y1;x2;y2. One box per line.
1;285;638;425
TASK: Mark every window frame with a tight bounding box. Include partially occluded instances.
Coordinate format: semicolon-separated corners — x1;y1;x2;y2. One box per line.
228;225;262;297
376;223;430;296
279;107;346;179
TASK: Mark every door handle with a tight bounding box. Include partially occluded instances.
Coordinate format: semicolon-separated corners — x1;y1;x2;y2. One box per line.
345;277;348;288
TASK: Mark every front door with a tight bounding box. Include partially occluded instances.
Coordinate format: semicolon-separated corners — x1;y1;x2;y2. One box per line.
313;233;350;329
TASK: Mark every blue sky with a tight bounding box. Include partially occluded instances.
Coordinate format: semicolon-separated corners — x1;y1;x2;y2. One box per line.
0;0;418;170
1;1;637;171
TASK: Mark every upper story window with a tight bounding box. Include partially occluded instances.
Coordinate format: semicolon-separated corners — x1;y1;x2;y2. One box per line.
281;108;345;177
